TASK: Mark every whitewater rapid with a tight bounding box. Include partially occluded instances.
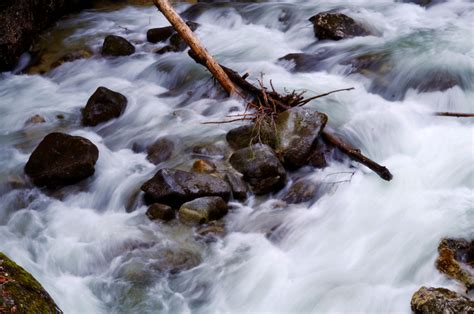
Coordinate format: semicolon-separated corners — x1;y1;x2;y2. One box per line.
0;0;473;313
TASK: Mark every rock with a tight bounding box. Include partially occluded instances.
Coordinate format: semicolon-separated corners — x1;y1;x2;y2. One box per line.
192;159;216;174
146;138;174;165
399;0;433;6
192;142;229;159
82;87;128;127
275;108;328;169
229;144;286;195
278;49;333;73
415;70;461;92
411;286;474;314
50;49;93;69
178;196;228;225
224;172;248;200
153;249;201;275
226;123;276;150
436;238;473;290
309;12;371;41
146;203;175;222
282;180;319;204
308;139;329;168
0;252;62;313
101;35;135;57
24;114;46;126
24;132;99;188
196;221;226;241
141;168;231;207
154;45;179;55
0;0;93;72
147;26;174;43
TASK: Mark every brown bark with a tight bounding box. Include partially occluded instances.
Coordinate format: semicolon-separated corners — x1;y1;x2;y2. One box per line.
435;112;474;118
153;0;236;95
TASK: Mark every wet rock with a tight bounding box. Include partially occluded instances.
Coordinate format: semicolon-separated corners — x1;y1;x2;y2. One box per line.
101;35;135;57
82;87;128;127
24;132;99;188
282;180;319;204
146;138;174;165
146;203;175;222
411;286;474;314
399;0;433;6
342;52;391;75
226;123;276;150
415;70;461;92
196;221;226;241
192;142;229;159
309;12;371;41
0;252;62;313
229;144;286;195
141;168;231;207
275;108;328;169
154;45;179;55
24;114;46;126
278;49;333;73
436;238;474;290
153;249;201;275
179;196;228;225
147;26;174;43
224;172;248;200
50;49;93;68
192;159;216;174
308;140;329;169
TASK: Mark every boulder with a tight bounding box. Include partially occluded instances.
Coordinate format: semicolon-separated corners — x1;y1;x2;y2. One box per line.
154;45;179;55
226;123;276;150
309;12;371;41
278;49;333;73
196;221;226;241
224;172;248;200
411;287;474;314
229;144;286;195
436;238;473;290
275;108;328;169
192;159;216;174
0;252;62;313
101;35;135;57
50;49;93;69
146;26;174;43
141;168;231;207
282;180;319;204
82;87;128;127
146;203;175;222
178;196;228;225
146;138;174;165
24;132;99;188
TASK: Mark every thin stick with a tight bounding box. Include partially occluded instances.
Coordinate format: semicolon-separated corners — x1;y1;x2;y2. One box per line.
297;87;355;106
434;112;474;118
153;0;236;95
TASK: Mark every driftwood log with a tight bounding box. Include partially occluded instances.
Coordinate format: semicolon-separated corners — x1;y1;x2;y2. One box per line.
153;0;393;181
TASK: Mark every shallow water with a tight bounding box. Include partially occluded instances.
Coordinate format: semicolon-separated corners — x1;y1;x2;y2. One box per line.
0;1;473;313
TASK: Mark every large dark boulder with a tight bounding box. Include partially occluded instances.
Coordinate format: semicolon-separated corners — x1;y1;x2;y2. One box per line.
229;144;286;195
82;87;128;127
141;169;231;207
147;26;174;43
0;252;62;313
436;238;473;290
101;35;135;57
24;132;99;188
411;286;474;314
0;0;92;72
178;196;228;225
275;108;328;169
226;123;276;150
309;12;371;41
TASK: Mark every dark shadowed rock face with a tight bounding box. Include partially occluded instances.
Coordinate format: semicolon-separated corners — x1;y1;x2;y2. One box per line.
436;238;473;290
411;287;474;314
0;0;92;72
24;132;99;188
0;252;62;313
226;123;276;150
147;26;174;43
82;87;128;127
146;203;175;222
229;144;286;195
275;108;328;169
309;12;371;41
146;138;175;165
178;196;228;225
101;35;135;57
282;180;319;204
141;168;231;207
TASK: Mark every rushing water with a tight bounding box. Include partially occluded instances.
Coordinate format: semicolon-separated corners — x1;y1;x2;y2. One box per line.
0;0;473;313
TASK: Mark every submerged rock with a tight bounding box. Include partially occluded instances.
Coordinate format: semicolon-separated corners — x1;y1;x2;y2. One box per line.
436;238;473;290
82;87;128;127
275;108;328;169
278;49;333;73
141;168;231;207
178;196;228;225
196;221;226;241
309;12;371;41
282;179;319;204
146;203;175;222
24;114;46;126
229;144;286;195
0;252;62;313
101;35;135;57
411;286;474;314
50;49;93;69
146;138;174;165
24;132;99;188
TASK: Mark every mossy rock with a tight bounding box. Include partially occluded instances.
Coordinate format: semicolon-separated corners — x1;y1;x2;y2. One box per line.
0;252;62;313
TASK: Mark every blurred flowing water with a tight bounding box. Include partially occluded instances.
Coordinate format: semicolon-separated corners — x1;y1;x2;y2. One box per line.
0;0;473;313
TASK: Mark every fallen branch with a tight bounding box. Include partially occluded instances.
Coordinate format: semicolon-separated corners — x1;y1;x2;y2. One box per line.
435;112;474;118
153;0;393;181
